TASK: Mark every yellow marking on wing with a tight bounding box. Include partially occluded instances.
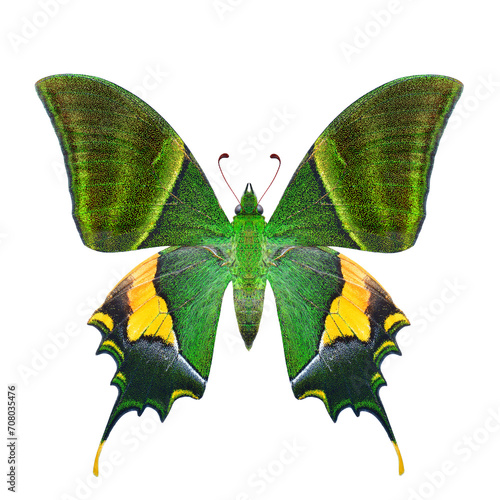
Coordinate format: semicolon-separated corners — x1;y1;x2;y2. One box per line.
324;312;353;340
108;253;160;298
93;441;105;477
393;441;405;475
90;312;114;332
127;295;176;345
373;340;396;361
339;255;371;293
384;312;409;332
124;255;177;345
145;309;175;343
371;373;382;385
127;258;160;307
115;372;126;384
171;389;199;401
101;340;124;361
338;252;400;311
298;389;329;408
322;256;372;345
167;389;199;412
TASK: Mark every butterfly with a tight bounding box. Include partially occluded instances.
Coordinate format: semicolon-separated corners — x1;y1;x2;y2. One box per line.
36;74;462;476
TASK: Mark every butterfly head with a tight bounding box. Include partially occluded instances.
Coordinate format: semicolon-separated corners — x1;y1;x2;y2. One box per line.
235;183;264;216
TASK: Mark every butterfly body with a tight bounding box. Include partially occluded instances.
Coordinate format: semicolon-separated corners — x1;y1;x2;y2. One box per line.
36;73;463;475
230;183;268;348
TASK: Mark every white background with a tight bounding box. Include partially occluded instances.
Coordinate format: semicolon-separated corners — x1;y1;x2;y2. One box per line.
2;1;499;499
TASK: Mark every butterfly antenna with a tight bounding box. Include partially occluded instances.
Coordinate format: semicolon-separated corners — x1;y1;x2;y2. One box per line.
218;153;240;203
258;154;281;203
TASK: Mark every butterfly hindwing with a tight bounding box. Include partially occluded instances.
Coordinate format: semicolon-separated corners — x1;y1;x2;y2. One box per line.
88;245;231;474
266;75;463;252
267;246;408;472
36;74;232;251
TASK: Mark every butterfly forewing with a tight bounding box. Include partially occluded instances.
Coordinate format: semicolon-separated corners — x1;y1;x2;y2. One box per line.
266;75;463;252
36;74;232;252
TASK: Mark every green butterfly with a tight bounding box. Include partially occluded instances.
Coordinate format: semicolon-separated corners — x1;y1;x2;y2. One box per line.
36;74;462;476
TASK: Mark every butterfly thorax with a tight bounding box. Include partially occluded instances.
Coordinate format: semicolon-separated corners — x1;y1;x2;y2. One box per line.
230;184;268;350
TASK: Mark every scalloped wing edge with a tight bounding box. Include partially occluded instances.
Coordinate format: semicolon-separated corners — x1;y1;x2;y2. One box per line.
88;311;206;476
291;313;409;474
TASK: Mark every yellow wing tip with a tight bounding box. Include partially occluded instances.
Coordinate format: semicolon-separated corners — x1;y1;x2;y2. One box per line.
93;441;105;477
392;441;405;475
